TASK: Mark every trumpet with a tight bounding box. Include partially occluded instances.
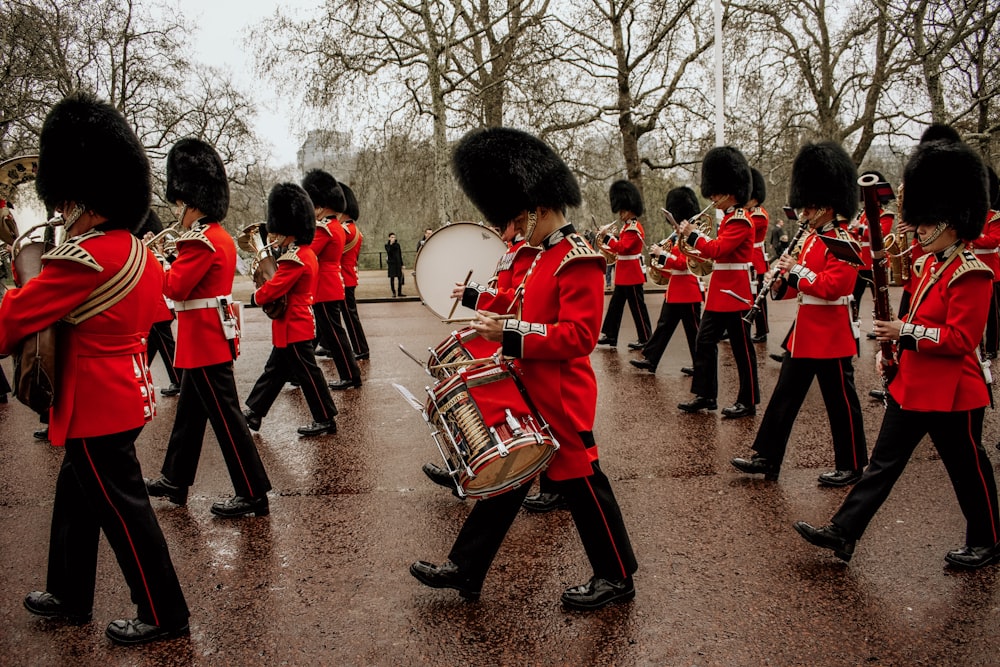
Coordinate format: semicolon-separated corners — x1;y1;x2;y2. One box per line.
237;223;287;319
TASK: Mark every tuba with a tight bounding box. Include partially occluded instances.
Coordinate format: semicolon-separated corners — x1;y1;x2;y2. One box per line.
237;223;287;319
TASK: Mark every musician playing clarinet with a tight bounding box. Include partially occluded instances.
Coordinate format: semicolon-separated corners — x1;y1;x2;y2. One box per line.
731;142;868;486
410;127;637;609
796;134;1000;569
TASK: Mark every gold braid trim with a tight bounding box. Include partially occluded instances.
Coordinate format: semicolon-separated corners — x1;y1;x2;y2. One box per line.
555;233;603;276
175;227;215;251
949;249;993;286
343;225;361;252
63;236;148;325
277;247;304;265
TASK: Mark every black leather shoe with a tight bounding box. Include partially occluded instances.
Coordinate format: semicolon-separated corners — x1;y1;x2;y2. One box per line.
297;420;337;436
328;379;362;390
722;403;756;419
945;543;1000;569
818;469;862;487
522;492;567;513
23;591;92;624
315;346;332;357
868;389;888;401
355;352;370;361
597;335;616;347
243;408;261;432
751;334;767;343
626;341;645;351
769;353;785;363
680;366;695;377
105;618;189;645
793;521;855;562
409;560;480;600
422;462;460;497
731;456;780;481
629;359;656;373
678;396;717;412
159;383;180;397
866;331;877;340
145;476;188;506
561;576;635;610
210;495;269;518
398;292;406;297
33;427;49;441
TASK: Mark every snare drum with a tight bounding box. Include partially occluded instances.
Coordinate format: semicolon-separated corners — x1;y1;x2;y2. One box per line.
427;327;499;381
424;361;557;499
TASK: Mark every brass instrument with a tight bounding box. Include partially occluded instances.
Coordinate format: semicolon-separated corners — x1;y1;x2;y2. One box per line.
237;223;287;319
143;220;183;261
592;217;619;266
646;235;676;286
662;201;717;277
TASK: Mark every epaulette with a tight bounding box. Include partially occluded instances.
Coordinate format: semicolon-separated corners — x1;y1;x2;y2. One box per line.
912;254;931;280
987;209;1000;226
832;226;863;254
175;227;215;252
343;224;361;252
316;221;333;237
555;233;603;276
726;208;752;227
277;246;304;265
622;220;641;234
41;231;104;271
495;250;515;274
950;249;994;285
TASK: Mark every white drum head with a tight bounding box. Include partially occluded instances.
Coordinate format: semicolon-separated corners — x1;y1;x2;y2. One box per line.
414;222;506;320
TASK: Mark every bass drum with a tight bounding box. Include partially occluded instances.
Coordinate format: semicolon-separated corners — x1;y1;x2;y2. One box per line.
413;222;506;320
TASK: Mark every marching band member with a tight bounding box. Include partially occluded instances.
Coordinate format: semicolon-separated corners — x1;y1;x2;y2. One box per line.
678;146;760;419
145;138;271;518
137;209;181;397
411;127;637;609
629;186;703;375
3;91;188;645
244;184;339;437
749;168;770;343
731;142;868;486
971;167;1000;359
849;170;895;331
795;136;1000;569
301;169;363;389
340;183;370;360
597;180;652;349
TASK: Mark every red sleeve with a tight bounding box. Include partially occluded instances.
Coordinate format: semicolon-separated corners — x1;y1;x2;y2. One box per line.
902;272;992;357
693;218;751;259
255;259;304;305
164;241;214;301
606;228;643;255
796;255;857;301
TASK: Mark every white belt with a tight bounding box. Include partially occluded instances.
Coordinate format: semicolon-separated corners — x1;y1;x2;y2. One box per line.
617;254;642;261
713;262;751;271
799;295;850;306
669;269;693;276
860;242;871;248
974;248;999;255
753;242;765;248
174;295;232;312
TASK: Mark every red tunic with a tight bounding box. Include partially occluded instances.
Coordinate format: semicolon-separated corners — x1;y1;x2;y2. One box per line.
689;208;754;312
341;220;362;288
890;247;993;411
500;229;603;481
655;244;703;304
751;206;769;273
603;220;645;285
312;217;346;301
0;229;161;446
779;223;860;358
970;210;1000;283
253;245;319;347
853;210;894;271
165;222;238;368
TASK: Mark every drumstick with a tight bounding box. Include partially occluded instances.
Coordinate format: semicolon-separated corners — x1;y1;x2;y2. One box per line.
440;314;516;324
397;344;426;368
447;269;474;319
428;356;497;371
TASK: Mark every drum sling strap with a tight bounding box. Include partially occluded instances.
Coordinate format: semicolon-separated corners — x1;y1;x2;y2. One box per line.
62;236;149;325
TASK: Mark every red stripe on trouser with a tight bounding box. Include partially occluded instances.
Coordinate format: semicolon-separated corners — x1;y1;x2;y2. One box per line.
965;411;999;543
292;346;331;421
736;320;756;401
199;368;256;496
318;305;354;376
80;439;160;626
584;477;628;579
836;358;861;469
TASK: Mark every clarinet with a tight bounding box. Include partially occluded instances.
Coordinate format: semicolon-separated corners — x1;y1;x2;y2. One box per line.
859;173;897;383
742;215;810;324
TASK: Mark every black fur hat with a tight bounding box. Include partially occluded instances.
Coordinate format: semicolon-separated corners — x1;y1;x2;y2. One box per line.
788;141;859;220
750;168;766;205
35;91;151;231
901;140;988;241
165;138;229;221
452;127;581;227
302;169;346;212
341;182;359;221
664;186;700;223
267;183;316;244
988;166;999;209
135;208;163;238
700;146;751;206
609;179;644;216
920;123;961;145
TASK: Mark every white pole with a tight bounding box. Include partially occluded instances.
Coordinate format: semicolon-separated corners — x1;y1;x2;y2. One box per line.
714;0;724;147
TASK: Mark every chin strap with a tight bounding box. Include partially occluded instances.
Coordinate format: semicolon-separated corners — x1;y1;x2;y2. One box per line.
62;204;85;234
918;221;949;248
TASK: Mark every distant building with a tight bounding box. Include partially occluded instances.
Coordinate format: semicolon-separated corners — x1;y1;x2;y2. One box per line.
297;130;358;180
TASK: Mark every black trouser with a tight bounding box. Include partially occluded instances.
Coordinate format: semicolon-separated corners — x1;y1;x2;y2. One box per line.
752;354;868;471
833;402;999;548
983;282;1000;357
753;273;768;336
49;428;189;628
0;361;10;396
343;285;369;356
643;301;700;369
601;284;652;344
389;267;404;295
851;270;874;321
147;319;179;386
314;300;361;383
691;309;759;405
246;341;338;424
162;362;270;498
448;460;637;587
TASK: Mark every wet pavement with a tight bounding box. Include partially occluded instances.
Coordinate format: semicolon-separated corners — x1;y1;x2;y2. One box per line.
2;284;1000;666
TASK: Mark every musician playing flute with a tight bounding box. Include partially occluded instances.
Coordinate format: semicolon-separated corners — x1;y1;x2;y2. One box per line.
731;142;868;486
796;135;1000;569
410;127;637;609
2;92;189;645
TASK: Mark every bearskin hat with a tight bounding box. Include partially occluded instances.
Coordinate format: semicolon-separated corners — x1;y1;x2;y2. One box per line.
452;127;581;227
920;123;961;145
341;182;359;221
609;179;644;216
165;138;229;221
788;141;859;220
988;166;999;209
267;183;316;244
700;146;751;205
302;169;346;213
750;168;766;205
901;140;988;241
135;208;163;238
35;91;151;231
664;186;700;223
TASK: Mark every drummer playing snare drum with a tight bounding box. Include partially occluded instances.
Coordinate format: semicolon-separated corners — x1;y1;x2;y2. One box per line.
410;127;638;610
